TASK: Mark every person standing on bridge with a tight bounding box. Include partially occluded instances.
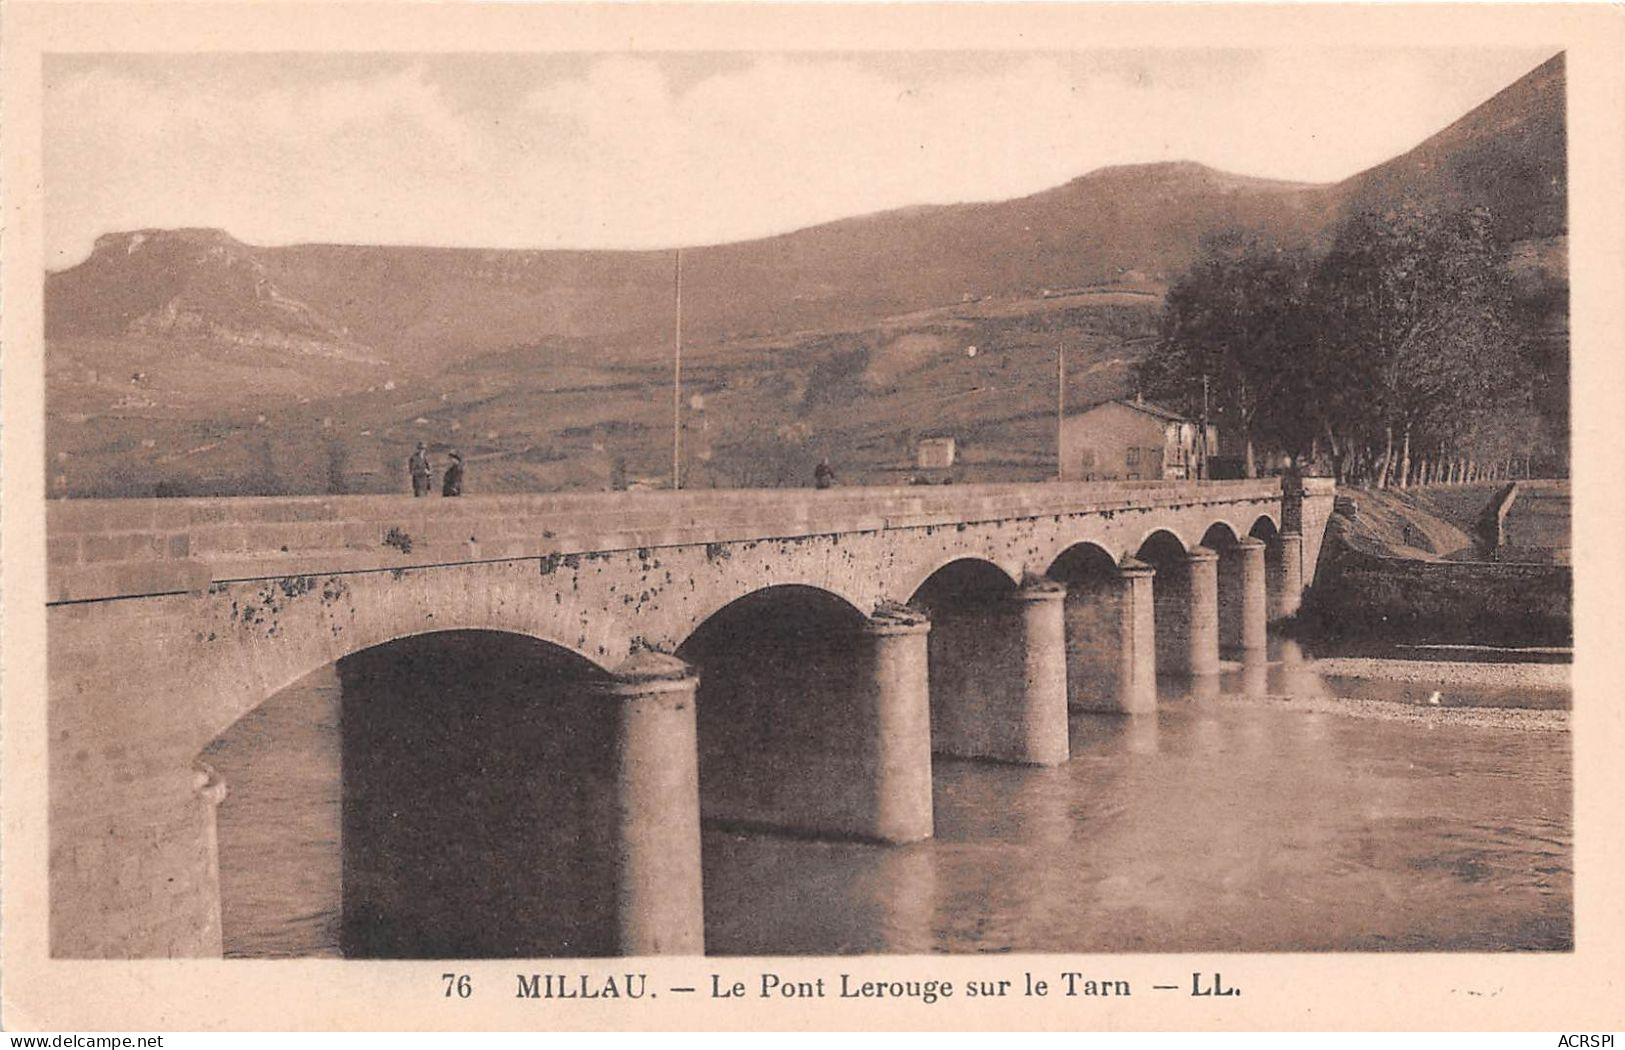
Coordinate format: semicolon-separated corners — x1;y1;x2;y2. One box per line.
408;442;433;497
814;457;836;490
443;449;465;497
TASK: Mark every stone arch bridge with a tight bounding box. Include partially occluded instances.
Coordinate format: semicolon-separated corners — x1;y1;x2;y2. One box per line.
47;477;1333;958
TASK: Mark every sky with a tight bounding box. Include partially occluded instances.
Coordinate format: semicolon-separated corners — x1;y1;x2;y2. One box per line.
44;48;1558;268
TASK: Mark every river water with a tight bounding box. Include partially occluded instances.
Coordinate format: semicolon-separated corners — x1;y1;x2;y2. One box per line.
203;640;1570;957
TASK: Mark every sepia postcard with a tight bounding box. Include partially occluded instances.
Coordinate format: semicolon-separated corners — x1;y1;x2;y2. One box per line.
3;1;1623;1033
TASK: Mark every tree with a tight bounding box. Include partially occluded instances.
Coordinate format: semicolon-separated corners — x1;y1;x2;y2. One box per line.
1311;205;1524;487
1138;205;1534;487
1138;232;1317;476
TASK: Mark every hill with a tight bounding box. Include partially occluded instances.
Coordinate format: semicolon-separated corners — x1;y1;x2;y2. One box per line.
45;54;1566;497
47;228;377;363
1337;53;1565;244
1339;54;1569;465
49;161;1331;375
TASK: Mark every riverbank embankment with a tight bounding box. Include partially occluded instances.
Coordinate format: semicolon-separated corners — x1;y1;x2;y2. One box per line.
1295;481;1572;647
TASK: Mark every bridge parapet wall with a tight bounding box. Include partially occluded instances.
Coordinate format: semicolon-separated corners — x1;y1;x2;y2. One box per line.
48;480;1286;604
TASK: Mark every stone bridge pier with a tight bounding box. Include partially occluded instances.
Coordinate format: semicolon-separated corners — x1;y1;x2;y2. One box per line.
1214;532;1268;655
915;566;1070;767
44;477;1333;958
683;595;934;846
1140;533;1221;680
1051;549;1157;715
1269;532;1305;620
595;653;706;955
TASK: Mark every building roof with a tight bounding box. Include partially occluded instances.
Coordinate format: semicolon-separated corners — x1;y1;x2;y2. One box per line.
1071;397;1193;423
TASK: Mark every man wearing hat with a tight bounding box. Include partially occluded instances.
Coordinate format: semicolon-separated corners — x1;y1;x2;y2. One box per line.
442;449;465;497
408;441;433;497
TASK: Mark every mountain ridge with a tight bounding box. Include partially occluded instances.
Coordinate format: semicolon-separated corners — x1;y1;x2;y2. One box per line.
45;156;1344;372
51;159;1330;273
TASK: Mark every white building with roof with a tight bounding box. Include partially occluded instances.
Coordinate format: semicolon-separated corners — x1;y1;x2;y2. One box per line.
1058;397;1217;482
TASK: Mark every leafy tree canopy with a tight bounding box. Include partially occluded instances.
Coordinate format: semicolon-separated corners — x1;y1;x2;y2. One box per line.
1137;204;1542;486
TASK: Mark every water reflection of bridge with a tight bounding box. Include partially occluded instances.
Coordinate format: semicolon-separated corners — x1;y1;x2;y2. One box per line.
47;478;1333;958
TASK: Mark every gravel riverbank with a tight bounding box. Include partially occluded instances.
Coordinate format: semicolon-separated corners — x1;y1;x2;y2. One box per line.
1305;656;1570;690
1213;690;1571;732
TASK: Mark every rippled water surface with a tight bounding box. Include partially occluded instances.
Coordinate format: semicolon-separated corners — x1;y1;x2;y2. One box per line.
205;644;1571;957
207;668;344;958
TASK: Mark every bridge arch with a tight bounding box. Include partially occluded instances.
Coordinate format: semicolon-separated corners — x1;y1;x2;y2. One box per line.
1136;529;1218;677
895;554;1021;610
676;582;868;653
201;626;630;959
907;558;1069;765
1135;528;1190;562
189;570;622;755
676;583;899;843
1246;513;1296;622
1201;520;1244;549
1132;524;1193;560
1046;540;1120;581
907;556;1020;605
1046;542;1136;714
1200;522;1266;654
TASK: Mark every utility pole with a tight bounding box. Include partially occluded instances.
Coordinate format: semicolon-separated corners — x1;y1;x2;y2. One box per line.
672;248;683;490
1199;373;1210;480
1056;344;1065;482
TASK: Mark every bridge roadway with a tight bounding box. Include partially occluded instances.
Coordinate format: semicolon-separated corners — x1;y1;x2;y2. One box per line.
46;477;1334;958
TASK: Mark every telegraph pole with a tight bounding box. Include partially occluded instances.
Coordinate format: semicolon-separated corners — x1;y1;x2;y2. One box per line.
1056;344;1065;482
1199;373;1210;480
672;248;683;490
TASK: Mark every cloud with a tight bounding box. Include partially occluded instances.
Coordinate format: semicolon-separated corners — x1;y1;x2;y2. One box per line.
45;62;482;264
44;49;1555;266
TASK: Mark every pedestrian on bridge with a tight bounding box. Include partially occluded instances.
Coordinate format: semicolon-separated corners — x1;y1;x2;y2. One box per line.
443;450;465;497
409;442;433;497
814;458;836;490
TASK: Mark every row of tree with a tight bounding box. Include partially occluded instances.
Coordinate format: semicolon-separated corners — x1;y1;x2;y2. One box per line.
1137;204;1564;487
